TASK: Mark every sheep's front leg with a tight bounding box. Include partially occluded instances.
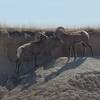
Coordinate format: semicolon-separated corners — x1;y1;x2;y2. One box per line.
34;55;38;70
72;45;76;57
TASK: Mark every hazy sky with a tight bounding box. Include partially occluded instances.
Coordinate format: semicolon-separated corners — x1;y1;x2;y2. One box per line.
0;0;100;27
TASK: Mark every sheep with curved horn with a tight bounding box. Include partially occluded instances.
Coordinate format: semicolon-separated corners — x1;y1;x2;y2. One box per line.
55;26;93;59
16;32;47;75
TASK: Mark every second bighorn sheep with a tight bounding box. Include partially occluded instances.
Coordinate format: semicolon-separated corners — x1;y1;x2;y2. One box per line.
55;27;93;58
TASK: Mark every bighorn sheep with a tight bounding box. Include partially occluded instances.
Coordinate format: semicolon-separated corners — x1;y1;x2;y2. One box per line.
16;32;47;75
55;27;93;58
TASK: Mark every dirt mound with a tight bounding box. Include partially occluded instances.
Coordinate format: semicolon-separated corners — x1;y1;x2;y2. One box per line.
2;71;100;100
68;71;100;91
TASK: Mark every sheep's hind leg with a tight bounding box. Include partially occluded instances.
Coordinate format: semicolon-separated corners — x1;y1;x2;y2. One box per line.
72;45;77;61
81;42;87;57
16;58;21;76
85;42;93;56
15;58;22;84
34;55;38;70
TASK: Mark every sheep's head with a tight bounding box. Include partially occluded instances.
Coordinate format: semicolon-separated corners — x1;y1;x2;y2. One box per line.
33;31;47;42
54;26;65;41
45;31;55;39
40;34;46;40
56;26;65;34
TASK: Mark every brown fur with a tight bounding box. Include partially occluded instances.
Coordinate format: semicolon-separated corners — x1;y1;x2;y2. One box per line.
55;27;93;58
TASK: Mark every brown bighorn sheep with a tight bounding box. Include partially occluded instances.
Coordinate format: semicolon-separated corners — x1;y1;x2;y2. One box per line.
16;32;47;75
55;27;93;58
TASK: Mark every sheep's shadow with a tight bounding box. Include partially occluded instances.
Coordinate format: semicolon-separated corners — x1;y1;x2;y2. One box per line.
45;57;87;82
